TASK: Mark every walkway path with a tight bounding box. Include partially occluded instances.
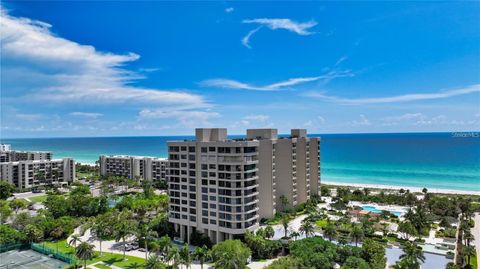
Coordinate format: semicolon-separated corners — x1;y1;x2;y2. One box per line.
472;213;480;269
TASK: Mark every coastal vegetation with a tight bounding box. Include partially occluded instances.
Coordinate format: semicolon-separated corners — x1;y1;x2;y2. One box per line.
1;177;478;269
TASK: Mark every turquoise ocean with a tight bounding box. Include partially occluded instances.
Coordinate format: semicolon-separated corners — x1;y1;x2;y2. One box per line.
1;132;479;192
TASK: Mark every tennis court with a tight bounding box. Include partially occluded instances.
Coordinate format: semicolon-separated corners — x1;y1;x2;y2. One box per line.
0;249;68;269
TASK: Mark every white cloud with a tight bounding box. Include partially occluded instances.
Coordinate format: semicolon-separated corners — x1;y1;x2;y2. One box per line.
350;114;371;126
242;18;317;35
304;84;480;104
70;112;103;118
233;115;272;128
16;113;45;121
243;115;269;122
335;55;348;66
241;26;262;49
0;7;207;108
241;18;317;48
225;7;234;13
138;109;220;128
200;71;353;91
303;116;326;128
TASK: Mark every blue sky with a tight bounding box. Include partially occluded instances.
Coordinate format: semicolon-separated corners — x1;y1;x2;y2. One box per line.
1;1;479;137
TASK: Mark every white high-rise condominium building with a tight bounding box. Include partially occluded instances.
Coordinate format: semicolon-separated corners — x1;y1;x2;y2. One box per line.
0;145;75;190
99;155;168;182
167;128;320;243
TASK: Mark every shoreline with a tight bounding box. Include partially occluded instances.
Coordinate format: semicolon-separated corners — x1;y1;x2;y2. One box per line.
323;181;480;196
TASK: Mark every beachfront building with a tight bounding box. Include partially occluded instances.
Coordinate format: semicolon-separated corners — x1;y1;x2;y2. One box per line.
0;144;11;152
0;158;75;190
98;155;168;182
167;128;320;243
0;145;75;190
0;146;52;163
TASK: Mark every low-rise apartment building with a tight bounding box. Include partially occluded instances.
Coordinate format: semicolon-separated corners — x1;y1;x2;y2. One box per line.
0;145;52;163
99;155;168;182
167;128;320;243
0;145;75;190
0;158;75;190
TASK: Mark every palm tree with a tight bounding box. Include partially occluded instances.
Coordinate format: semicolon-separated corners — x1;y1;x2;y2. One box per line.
380;222;389;237
399;242;425;269
167;246;181;269
138;224;158;260
323;223;337;241
75;242;95;269
158;235;172;255
69;234;82;249
113;212;136;260
145;254;165;269
290;231;300;241
280;215;290;238
464;245;476;266
179;244;191;269
91;216;110;257
193;245;209;269
350;224;364;246
299;219;315;238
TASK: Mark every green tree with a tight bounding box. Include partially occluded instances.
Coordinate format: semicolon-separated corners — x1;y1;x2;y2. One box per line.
280;215;290;238
158;235;173;258
9;199;27;214
299;219;315;238
193;245;209;269
290;231;300;241
341;256;371;269
137;223;158;260
167;246;181;269
211;240;251;269
180;244;192;269
266;256;308;269
69;234;82;249
91;214;111;256
264;225;275;239
361;239;386;269
323;223;337;241
350;224;364;246
0;200;12;223
113;211;136;260
24;224;43;243
397;242;425;269
0;181;15;200
145;254;166;269
0;225;25;244
280;195;289;212
397;221;417;240
75;241;95;269
320;186;331;197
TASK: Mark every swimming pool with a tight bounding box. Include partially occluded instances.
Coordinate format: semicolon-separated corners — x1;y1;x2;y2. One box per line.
361;205;402;217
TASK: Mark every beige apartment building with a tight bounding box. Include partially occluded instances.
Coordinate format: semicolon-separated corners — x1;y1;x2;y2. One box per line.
0;145;52;163
99;155;168;182
167;128;320;243
0;158;75;190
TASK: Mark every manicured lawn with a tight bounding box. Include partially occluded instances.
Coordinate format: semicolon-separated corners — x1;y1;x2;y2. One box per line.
29;195;48;203
43;240;145;269
316;219;328;228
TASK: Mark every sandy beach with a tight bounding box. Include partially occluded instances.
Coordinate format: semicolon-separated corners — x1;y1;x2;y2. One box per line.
323;181;480;196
